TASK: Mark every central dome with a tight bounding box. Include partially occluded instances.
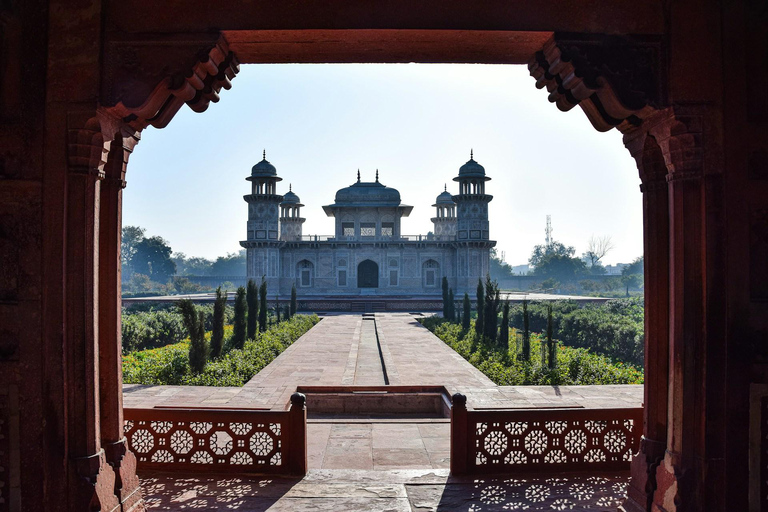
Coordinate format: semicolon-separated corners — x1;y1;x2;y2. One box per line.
332;180;402;207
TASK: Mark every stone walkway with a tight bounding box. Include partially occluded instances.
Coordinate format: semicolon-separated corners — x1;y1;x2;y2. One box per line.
140;469;629;511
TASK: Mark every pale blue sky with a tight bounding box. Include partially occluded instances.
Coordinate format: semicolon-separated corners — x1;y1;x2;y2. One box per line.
124;64;642;267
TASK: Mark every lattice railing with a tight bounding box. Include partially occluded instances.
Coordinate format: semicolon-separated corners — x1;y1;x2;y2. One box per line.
450;394;642;474
124;393;307;475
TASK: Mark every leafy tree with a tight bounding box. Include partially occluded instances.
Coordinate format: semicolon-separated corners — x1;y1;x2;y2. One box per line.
483;274;500;343
210;250;247;276
290;284;297;318
522;300;531;361
489;248;515;280
622;256;644;276
121;225;146;277
259;278;268;332
172;276;204;294
131;235;177;282
211;287;226;358
462;293;471;330
499;301;510;351
475;278;485;337
232;286;247;349
529;241;576;268
620;256;644;296
621;273;643;296
442;276;449;318
246;279;258;339
178;299;208;373
532;252;588;282
126;273;155;293
172;253;215;276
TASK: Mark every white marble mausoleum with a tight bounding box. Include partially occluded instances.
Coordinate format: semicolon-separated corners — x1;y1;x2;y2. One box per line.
240;152;495;296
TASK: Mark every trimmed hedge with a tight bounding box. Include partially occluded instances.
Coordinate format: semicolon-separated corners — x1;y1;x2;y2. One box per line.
122;314;320;386
420;316;643;386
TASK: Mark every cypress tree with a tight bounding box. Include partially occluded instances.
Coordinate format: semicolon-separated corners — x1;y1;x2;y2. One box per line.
547;303;557;370
259;277;268;332
275;294;281;323
179;299;208;373
475;278;484;337
211;286;226;358
246;279;258;340
499;300;510;351
232;286;247;349
462;293;471;330
522;300;531;361
483;274;500;343
290;283;297;318
442;276;449;318
447;288;455;322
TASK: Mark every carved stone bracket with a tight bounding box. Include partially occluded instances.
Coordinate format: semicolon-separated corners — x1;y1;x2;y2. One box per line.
105;36;240;130
529;34;663;133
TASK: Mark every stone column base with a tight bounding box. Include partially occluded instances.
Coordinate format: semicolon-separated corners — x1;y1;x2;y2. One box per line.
651;452;683;512
105;438;145;512
620;437;666;512
74;449;122;512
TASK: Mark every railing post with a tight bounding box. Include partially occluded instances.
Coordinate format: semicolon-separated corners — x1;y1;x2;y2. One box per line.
451;393;468;475
287;392;307;476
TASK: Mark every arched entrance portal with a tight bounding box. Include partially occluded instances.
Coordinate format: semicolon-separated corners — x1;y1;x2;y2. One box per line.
357;259;379;288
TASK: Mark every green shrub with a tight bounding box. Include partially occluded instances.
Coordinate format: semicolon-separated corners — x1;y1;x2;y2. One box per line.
122;315;320;386
121;308;186;354
420;316;643;386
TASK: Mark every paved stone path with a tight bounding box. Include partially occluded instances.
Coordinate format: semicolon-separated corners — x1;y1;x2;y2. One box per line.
141;469;629;511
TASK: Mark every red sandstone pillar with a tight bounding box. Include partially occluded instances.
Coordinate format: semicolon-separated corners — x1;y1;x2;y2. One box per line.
286;392;307;475
623;134;671;512
65;116;121;512
99;130;144;511
649;109;727;512
450;393;468;475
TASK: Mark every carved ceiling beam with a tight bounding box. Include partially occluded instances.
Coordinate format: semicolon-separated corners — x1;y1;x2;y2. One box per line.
529;34;664;133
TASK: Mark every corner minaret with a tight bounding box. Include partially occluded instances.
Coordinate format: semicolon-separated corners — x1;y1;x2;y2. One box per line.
241;151;284;281
453;150;492;241
452;150;495;287
280;184;305;241
431;184;457;240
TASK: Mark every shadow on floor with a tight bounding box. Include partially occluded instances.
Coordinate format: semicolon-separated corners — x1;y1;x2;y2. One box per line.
140;473;302;511
428;473;629;511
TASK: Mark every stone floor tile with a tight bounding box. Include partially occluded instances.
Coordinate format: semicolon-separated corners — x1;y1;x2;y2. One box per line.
373;448;432;469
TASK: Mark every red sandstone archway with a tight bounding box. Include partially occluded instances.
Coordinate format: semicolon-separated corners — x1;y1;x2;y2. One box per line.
37;9;735;511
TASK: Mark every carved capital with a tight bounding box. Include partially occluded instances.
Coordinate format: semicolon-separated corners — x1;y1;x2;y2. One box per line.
105;35;240;130
529;33;663;133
